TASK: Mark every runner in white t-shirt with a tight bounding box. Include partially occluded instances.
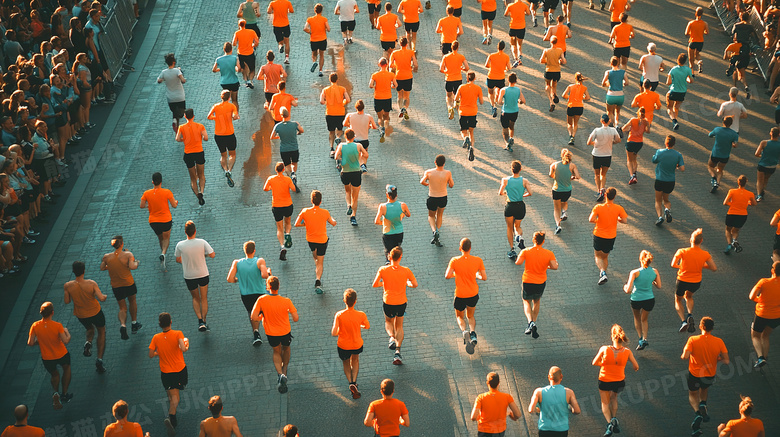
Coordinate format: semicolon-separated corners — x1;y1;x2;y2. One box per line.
717;87;747;137
637;43;665;91
335;0;359;43
174;220;216;332
343;99;378;171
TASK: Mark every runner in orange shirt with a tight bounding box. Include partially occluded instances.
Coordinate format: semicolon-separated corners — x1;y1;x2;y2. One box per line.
251;276;298;393
389;37;418;119
503;0;530;66
331;288;370;399
445;238;487;354
682;317;729;436
455;72;484;161
439;41;469;119
175;109;209;205
515;231;558;339
294;190;337;294
372;246;418;365
269;81;298;124
592;324;639;437
609;13;634;68
257;51;287;109
749;262;780;368
771;208;780;262
304;4;330;77
723;175;756;254
140;172;178;270
470;373;521;434
148;312;189;436
561;72;590;145
99;235;141;341
589;187;628;285
540;36;566;112
672;228;717;334
369;57;397;142
64;261;108;373
207;90;240;187
376;3;401;59
231;20;259;89
478;0;498;44
685;7;708;73
320;73;351;158
3;405;45;435
630;80;662;126
607;0;630;27
263;162;297;261
448;0;464;17
27;302;71;409
484;41;511;118
717;397;764;437
104;400;148;437
367;0;382;29
268;0;294;62
435;6;463;56
543;15;572;57
364;379;410;436
397;0;422;52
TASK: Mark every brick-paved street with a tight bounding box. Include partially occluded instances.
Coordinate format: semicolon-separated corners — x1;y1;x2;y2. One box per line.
1;0;779;435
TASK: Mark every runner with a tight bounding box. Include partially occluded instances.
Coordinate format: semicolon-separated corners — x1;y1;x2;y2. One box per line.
717;87;748;142
105;400;148;437
335;129;368;225
175;109;209;206
717;397;764;437
528;366;581;435
335;0;359;45
281;425;298;437
561;0;574;26
199;396;242;437
27;302;72;409
478;0;498;43
666;53;694;131
622;108;649;185
637;43;665;92
140;172;178;271
724;34;750;95
389;37;418;120
540;36;566;112
99;235;141;341
369;57;397;143
707;116;739;193
723;175;756;254
630;80;662;127
372;246;418;365
375;184;411;262
207;90;240;188
231;20;259;89
157;53;186;134
588;114;621;200
515;231;557;338
549;148;580;234
608;0;630;27
270;107;303;188
591;324;639;437
685;7;709;74
772;209;780;262
496;72;526;151
397;0;422;52
470;372;521;434
63;261;107;373
304;3;330;77
268;0;294;63
263;162;297;260
435;6;463;56
439;41;469;120
562;72;590;145
748;262;780;368
257;51;287;108
319;73;351;158
672;228;717;333
212;43;241;112
420;154;454;246
2;405;45;435
226;240;270;346
682;317;729;437
755;126;780;201
294;190;337;294
445;238;486;354
541;0;560;29
503;0;530;66
250;276;298;393
485;41;511;118
623;250;661;351
601;56;628;127
364;379;410;435
376;3;401;59
543;16;571;60
174;220;216;332
652;135;685;226
448;0;464;17
269;81;298;123
608;13;634;69
455;72;484;161
148;312;189;437
236;0;261;37
331;288;370;398
589;187;628;284
343;100;378;171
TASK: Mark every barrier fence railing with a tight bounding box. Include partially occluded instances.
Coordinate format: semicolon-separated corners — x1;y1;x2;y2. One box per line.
99;0;137;82
711;0;773;82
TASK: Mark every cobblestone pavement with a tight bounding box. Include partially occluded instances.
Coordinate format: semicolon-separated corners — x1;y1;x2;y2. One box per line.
1;0;779;435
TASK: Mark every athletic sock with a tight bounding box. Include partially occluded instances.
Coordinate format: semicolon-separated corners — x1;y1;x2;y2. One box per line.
169;414;177;428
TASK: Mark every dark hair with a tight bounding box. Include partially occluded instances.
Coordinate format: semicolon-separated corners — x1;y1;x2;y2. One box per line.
773;261;780;276
185;220;196;237
311;190;322;206
435;154;446;167
244;240;256;255
447;5;454;14
275;161;285;172
223;42;232;53
164;53;176;66
738;174;747;187
700;316;714;332
677;53;688;65
467;71;476;81
487;372;499;389
665;135;676;148
533;231;545;245
508;72;517;84
400;37;408;47
329;72;338;83
452;41;459;51
208;396;223;418
606;187;617;200
282;425;298;437
152;172;162;185
267;50;275;62
112;400;129;420
268;275;280;291
385;2;392;11
620;12;628;22
111;235;123;249
772;126;779;138
72;261;85;276
40;302;54;318
344;288;357;307
380;378;395;396
497;40;505;50
724;116;734;128
356;99;365;111
390;246;403;260
315;3;323;13
158;312;172;328
460;238;472;252
345;129;356;140
739;396;754;416
511;160;521;174
184;108;194;120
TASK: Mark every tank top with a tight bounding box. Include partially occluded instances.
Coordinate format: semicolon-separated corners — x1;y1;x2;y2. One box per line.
567;84;585;108
627;118;645;143
69;280;101;318
630;267;656;301
236;257;265;295
553;162;572;192
383;201;404;235
341;142;360;172
105;251;134;288
502;86;521;114
554;25;568;51
506;176;525;202
607;69;625;95
598;346;630;382
242;2;258;24
759;140;780;168
538;384;569;432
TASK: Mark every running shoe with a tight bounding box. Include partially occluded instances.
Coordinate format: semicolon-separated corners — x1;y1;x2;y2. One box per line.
597;190;605;202
284;234;293;248
470;331;477;345
533;17;538;27
723;244;732;254
253;330;263;346
389;337;397;350
754;357;767;368
698;63;703;73
398;108;405;118
603;422;613;437
524;322;533;335
279;248;287;261
22;237;35;244
628;175;637;185
549;104;555;112
350;217;357;226
246;82;254;89
330;148;335;159
361;164;368;173
636;339;647;350
311;62;318;73
84;341;92;357
431;231;440;246
567;136;574;146
616;126;624;138
27;230;40;238
655;216;664;226
448;107;454;119
225;171;234;187
279;44;284;53
350;383;361;399
53;392;62;410
691;413;703;431
488;35;493;45
315;285;323;294
553;94;559;104
131;322;143;334
673;120;680;131
392;351;403;365
197;193;205;206
96;359;106;374
278;374;288;393
347;206;353;215
679;320;689;333
589;1;595;8
462;137;470;148
512;59;520;68
380;128;386;143
505;138;514;152
561;211;568;221
318;71;323;77
600;0;606;10
598;272;608;285
699;404;710;422
482;36;488;45
336;159;342;172
404;109;409;120
160;254;166;272
756;194;763;202
745;86;751;100
611;417;621;433
198;321;207;332
665;209;673;223
284;57;290;64
710;184;718;194
61;392;73;404
164;418;176;437
468;145;475;161
687;315;696;333
507;249;517;259
555;226;562;235
531;324;539;339
462;330;470;345
492;106;497;118
733;241;743;252
120;326;129;340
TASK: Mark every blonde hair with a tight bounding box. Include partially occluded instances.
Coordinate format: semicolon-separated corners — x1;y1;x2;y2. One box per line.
639;250;653;268
611;324;629;344
560;148;572;164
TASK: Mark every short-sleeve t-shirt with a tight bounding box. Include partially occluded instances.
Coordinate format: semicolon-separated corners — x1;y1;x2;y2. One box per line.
684;333;728;377
591;203;627;239
448;254;485;298
652;148;684;182
298;206;331;243
721;417;764;437
335;307;369;350
520;245;556;284
377;264;416;305
215;54;239;85
378;13;399;41
368;398;408;437
174;238;215;279
209;101;237;136
254;294;296;336
543;48;563;72
668;65;693;94
157;68;185;103
718;100;747;132
1;425;45;437
437;15;461;43
443;51;466;81
307;15;328;42
610;23;633;48
270;92;295;122
506;1;529;29
372;70;396;100
103;421;143;437
475;390;515;433
687;19;707;43
390;48;415;80
271;120;299;152
178;121;206;154
708;126;739;159
774;209;780;235
337;0;358;21
29;319;68;360
480;0;497;11
141;188;174;223
269;0;293;27
266;174;295;207
674;246;711;283
726;187;755;215
322;85;347;116
457;83;482;116
233;28;257;56
259;62;284;93
609;0;628;21
487;52;511;80
149;329;185;373
398;0;422;23
753;277;780;318
631;91;661;122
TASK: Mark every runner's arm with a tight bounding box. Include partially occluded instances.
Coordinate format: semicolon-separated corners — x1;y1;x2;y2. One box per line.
749;281;761;302
179;336;188;352
148;346;157;358
99;255;108;270
198;421;206;437
402;202;411;217
588;209;597;224
756;140;767;157
548;257;558;270
723;191;732;206
212;61;219;73
420;170;430;186
571;162;580;179
448;172;455;188
327;215;337;226
629;350;639;371
27;331;37;346
296;122;304;134
207;106;217;120
258;258;270;278
294;211;305;227
567;388;581;414
63;284;71;304
60;328;71;344
334;3;341;15
128;253;139;270
498;177;508;195
528;388;541;414
508;401;522;421
331;314;340;336
652;268;662;288
469;399;481;421
250;300;263;322
444;260;455;279
227;260;239;283
237;3;243;17
400;413;410;427
290;309;299;323
522;178;532;197
514;252;525;266
93;281;107;302
231;418;243;437
363;410;375;427
719;350;729;365
623;269;638;294
592;346;605;365
372;269;383;288
704;256;717;272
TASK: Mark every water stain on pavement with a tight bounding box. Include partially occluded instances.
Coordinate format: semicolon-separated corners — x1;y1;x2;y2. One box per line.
240;110;276;206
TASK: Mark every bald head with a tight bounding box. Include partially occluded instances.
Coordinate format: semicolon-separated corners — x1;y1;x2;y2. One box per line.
14;405;29;424
548;366;562;383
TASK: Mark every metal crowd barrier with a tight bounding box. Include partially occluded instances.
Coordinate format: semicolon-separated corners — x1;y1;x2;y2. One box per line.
99;0;137;81
710;0;772;81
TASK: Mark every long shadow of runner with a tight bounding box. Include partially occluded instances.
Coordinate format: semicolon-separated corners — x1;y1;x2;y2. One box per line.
240;111;276;206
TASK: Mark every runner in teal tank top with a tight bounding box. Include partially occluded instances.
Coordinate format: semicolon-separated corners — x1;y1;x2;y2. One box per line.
549;148;580;235
623;250;661;350
497;73;526;151
530;366;580;434
602;57;627;127
335;130;368;225
227;240;271;346
756;127;780;201
499;161;532;260
213;43;241;111
375;185;411;262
